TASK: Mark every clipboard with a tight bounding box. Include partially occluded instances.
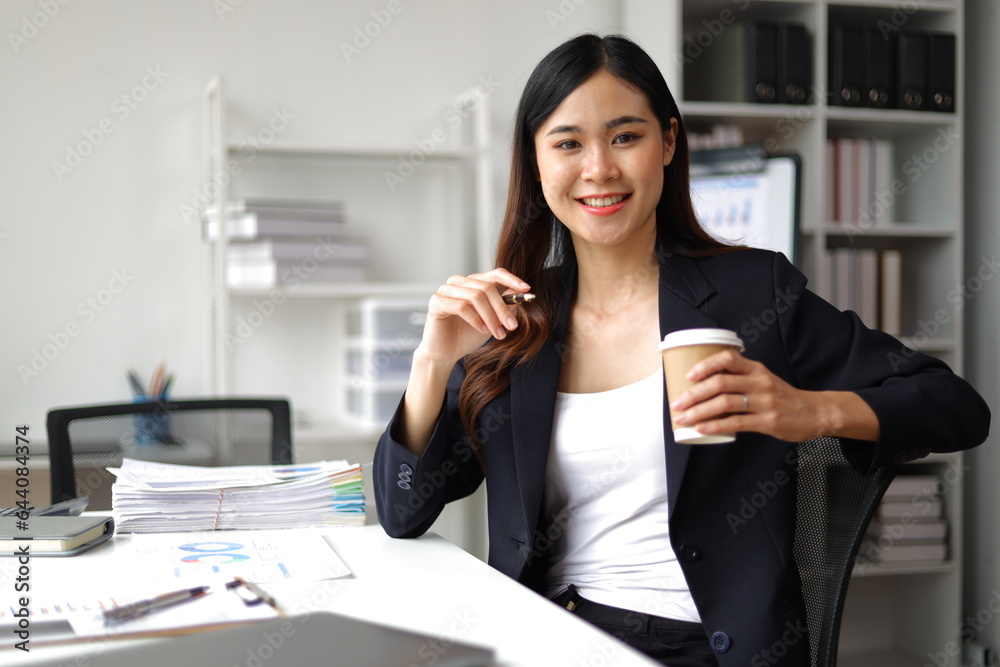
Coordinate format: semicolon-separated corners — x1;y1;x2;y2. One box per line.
7;578;282;647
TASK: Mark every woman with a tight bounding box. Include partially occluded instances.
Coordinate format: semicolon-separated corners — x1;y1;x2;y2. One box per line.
374;34;990;666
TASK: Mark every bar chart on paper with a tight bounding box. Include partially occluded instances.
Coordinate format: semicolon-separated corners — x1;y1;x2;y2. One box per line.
127;529;352;584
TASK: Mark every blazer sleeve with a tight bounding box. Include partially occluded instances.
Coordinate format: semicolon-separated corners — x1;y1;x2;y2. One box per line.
771;252;990;471
373;359;485;538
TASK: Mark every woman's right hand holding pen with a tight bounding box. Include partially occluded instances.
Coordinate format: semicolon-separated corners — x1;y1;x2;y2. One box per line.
417;268;531;366
400;269;530;455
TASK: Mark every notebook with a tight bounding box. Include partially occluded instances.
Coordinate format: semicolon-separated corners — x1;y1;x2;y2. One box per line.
0;515;114;557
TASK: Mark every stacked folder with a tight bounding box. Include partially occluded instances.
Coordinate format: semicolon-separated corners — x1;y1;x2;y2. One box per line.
684;21;811;105
202;198;369;288
830;25;955;112
109;458;366;532
858;474;949;565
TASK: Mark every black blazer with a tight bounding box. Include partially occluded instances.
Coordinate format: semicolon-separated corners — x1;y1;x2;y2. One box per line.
374;249;990;665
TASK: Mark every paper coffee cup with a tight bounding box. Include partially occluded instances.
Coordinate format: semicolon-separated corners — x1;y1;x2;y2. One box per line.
659;328;745;445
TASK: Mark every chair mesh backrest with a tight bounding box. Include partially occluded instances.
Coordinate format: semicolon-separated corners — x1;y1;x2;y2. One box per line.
793;436;898;667
49;401;291;511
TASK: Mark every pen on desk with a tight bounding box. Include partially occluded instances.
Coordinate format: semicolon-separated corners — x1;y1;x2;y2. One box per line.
103;585;209;625
503;293;535;305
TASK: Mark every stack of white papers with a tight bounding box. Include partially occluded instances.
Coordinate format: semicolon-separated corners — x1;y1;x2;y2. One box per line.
109;458;366;532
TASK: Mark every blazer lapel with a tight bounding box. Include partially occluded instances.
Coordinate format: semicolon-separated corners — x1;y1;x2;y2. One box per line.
508;253;722;533
510;272;572;537
658;253;720;518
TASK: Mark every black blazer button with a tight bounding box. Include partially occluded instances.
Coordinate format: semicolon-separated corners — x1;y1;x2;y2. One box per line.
396;480;411;490
679;544;700;562
399;463;413;475
710;631;731;653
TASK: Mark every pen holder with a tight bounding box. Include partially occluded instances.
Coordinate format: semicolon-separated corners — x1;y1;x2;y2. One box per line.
132;397;176;446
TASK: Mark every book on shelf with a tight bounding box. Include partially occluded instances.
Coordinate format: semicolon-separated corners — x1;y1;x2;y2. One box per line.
883;473;942;500
202;197;347;241
227;238;369;263
227;260;366;289
206;197;346;221
826;247;902;335
877;495;943;520
829;25;956;113
830;24;862;107
858;539;947;564
867;517;948;543
879;249;903;337
827;137;894;226
203;212;347;241
683;20;810;105
109;458;366;533
687;124;745;151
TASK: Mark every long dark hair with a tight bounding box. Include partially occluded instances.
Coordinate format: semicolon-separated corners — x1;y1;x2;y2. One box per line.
459;34;738;456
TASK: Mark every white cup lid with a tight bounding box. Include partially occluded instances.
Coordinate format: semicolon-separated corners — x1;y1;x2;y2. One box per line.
659;328;745;352
673;427;737;445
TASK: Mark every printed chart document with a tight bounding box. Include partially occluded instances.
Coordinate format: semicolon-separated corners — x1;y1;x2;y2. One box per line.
125;529;353;584
109;458;366;532
0;528;351;645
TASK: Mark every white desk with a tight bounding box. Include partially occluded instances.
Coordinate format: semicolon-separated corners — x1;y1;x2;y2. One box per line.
2;525;658;666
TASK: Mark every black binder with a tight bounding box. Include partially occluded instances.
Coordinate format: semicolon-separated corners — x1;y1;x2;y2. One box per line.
927;32;956;112
830;25;863;107
777;23;810;104
862;27;893;108
895;31;928;110
748;22;778;103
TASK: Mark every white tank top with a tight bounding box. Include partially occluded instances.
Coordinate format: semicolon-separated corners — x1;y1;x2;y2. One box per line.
544;370;700;623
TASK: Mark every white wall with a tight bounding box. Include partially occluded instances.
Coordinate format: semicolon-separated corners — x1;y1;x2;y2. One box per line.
0;0;626;440
963;0;1000;654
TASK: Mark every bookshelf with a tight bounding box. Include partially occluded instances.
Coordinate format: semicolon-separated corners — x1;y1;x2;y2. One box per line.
625;1;967;665
200;77;493;558
202;76;492;436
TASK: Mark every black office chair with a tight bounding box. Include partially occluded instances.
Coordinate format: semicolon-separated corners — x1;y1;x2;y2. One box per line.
793;436;901;667
46;398;293;511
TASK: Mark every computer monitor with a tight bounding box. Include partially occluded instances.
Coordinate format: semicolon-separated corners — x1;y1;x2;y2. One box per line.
689;145;801;266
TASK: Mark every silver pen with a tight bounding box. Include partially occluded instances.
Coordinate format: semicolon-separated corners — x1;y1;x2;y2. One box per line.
103;585;209;625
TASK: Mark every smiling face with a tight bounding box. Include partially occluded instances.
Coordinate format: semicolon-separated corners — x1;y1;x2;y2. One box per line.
533;69;677;255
